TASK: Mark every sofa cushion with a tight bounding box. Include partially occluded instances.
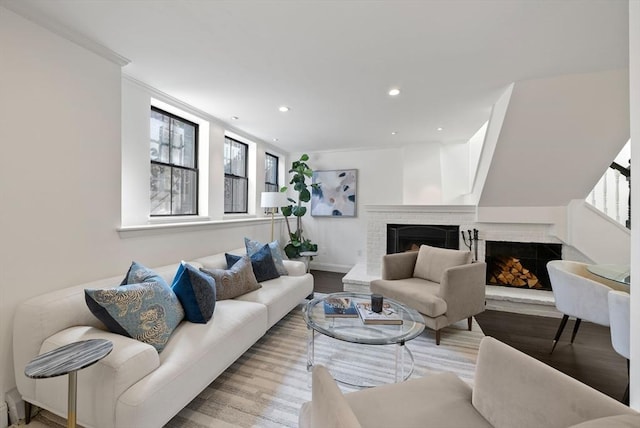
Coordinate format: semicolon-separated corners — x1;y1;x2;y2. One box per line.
370;277;447;317
85;281;184;352
226;244;280;282
346;371;491;428
568;415;640;427
200;255;262;300
245;237;288;276
235;272;314;328
413;245;472;283
171;262;216;323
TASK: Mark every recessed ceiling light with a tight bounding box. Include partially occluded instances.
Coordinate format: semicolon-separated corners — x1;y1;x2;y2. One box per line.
391;131;397;135
278;106;290;112
437;127;444;131
231;116;239;120
273;138;279;142
388;88;400;96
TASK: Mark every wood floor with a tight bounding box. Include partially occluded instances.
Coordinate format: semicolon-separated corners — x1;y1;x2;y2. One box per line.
311;269;629;403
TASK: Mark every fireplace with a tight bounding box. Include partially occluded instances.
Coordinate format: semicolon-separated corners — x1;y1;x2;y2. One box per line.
485;241;561;291
387;224;459;254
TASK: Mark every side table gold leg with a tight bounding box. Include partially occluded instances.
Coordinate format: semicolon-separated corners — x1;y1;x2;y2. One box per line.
67;370;77;428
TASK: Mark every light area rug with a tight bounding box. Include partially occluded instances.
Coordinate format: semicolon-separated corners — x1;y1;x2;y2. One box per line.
29;306;484;428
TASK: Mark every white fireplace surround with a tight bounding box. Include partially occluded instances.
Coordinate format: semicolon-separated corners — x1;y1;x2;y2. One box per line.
344;204;577;317
366;204;564;276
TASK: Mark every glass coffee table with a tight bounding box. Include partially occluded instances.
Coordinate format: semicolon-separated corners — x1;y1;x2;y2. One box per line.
303;292;425;387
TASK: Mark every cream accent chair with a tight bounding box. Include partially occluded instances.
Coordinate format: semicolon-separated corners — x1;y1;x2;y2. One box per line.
370;245;486;345
299;337;639;428
608;290;631;404
547;260;628;354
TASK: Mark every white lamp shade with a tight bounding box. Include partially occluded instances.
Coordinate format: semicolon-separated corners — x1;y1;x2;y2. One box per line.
261;192;286;208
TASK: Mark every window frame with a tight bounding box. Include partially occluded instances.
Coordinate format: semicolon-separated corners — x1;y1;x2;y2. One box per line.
265;152;280;193
149;106;199;217
224;136;249;214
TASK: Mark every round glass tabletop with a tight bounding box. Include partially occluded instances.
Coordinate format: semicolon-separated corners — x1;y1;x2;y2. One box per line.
587;264;630;285
303;292;425;345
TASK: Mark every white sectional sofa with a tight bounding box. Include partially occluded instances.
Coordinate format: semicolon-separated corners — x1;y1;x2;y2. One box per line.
13;248;313;428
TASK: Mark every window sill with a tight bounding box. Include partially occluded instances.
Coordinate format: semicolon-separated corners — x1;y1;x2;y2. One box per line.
118;216;273;238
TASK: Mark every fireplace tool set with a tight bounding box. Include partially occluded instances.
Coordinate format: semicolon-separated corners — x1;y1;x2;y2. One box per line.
462;229;479;261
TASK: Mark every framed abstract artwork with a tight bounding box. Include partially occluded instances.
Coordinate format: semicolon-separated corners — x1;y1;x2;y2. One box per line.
311;169;357;217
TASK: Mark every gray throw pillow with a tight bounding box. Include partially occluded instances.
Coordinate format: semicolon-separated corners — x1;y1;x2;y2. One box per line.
200;255;261;300
413;245;472;283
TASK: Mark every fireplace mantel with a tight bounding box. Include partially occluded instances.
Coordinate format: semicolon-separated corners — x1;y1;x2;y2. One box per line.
365;204;476;214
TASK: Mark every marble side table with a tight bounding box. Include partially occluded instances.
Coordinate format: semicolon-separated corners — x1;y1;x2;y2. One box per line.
25;339;113;428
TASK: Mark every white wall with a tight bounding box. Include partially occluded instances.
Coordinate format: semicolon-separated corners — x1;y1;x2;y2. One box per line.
471;83;514;204
441;142;470;204
480;69;629;207
293;148;403;271
566;200;630;265
628;0;639;410
402;144;443;204
0;9;274;402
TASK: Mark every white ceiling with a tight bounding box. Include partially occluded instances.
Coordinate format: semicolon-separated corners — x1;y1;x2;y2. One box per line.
3;0;629;153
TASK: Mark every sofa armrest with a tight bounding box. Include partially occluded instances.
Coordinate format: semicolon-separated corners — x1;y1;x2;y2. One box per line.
473;337;636;428
437;262;486;322
283;259;307;276
381;251;418;280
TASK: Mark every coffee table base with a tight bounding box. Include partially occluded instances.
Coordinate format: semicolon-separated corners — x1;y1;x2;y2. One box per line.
307;328;415;388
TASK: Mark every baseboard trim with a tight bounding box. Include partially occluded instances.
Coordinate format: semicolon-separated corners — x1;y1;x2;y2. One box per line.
309;262;351;273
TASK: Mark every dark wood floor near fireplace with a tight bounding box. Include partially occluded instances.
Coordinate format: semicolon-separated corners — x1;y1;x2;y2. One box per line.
311;270;629;404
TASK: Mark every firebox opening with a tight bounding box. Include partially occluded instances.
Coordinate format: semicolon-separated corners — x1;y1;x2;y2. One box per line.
387;224;459;254
485;241;561;291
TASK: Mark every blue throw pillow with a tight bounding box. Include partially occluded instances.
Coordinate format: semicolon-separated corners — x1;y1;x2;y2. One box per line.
121;261;169;287
244;238;288;276
85;281;184;353
171;262;216;323
226;244;280;282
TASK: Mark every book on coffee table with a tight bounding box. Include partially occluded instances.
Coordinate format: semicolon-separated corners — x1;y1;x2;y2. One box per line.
355;302;403;325
323;297;358;318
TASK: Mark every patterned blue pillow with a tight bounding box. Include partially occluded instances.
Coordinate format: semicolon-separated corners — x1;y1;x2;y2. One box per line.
171;262;216;323
121;261;168;287
244;238;288;276
226;244;280;282
85;281;184;353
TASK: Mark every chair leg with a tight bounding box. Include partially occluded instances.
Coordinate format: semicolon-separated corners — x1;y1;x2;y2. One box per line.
467;317;472;331
551;314;569;354
435;329;441;345
624;359;630;405
25;401;32;424
570;318;582;344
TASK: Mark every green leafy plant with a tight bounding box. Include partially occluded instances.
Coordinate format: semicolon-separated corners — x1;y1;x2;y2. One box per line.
280;154;319;259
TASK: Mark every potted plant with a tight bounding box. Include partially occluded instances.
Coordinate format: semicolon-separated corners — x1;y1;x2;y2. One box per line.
280;154;319;259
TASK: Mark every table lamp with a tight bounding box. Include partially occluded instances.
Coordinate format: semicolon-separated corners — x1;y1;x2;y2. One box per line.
261;191;285;241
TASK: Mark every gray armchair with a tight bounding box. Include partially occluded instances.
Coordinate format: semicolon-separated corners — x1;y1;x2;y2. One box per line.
370;245;486;345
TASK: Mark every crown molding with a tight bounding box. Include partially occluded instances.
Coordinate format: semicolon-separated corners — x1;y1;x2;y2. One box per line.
1;0;130;67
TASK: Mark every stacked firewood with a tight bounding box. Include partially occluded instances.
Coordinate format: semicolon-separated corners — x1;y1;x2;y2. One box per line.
488;256;542;288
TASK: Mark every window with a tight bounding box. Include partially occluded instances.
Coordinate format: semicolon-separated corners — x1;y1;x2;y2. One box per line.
265;153;279;193
149;107;198;216
224;137;248;213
